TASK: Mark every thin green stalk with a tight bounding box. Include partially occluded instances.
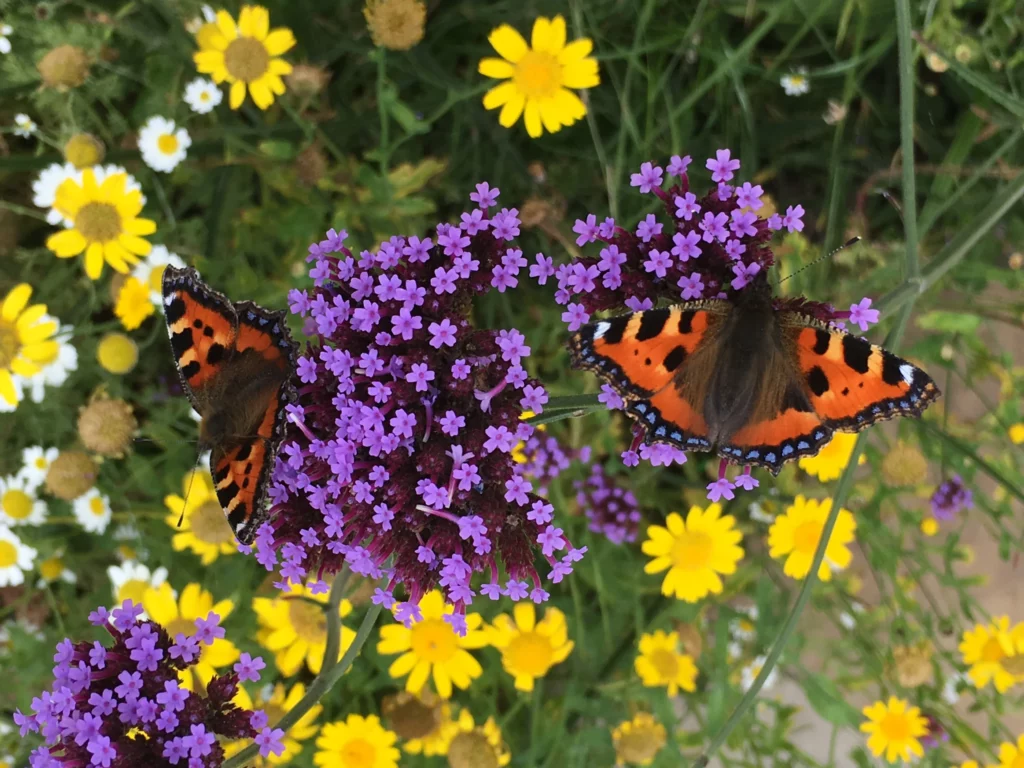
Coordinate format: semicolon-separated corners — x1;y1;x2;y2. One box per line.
221;573;382;768
895;0;920;280
377;50;390;174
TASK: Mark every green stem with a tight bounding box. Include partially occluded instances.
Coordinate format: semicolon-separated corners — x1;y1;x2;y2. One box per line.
221;572;382;768
895;0;920;280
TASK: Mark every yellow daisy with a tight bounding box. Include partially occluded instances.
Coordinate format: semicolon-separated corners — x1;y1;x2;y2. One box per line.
254;582;355;676
164;470;237;565
641;504;744;603
383;691;457;757
226;682;322;766
798;432;865;481
314;714;400;768
142;582;239;689
376;589;488;699
444;709;511;768
635;630;698;696
114;276;155;331
859;696;928;763
0;284;59;407
959;617;1024;693
996;735;1024;768
612;712;666;767
45;169;155;280
767;495;857;581
1009;423;1024;444
478;14;599;138
487;602;573;692
193;6;295;110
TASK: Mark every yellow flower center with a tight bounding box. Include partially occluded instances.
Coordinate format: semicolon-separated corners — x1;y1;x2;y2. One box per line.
0;320;20;369
1009;752;1024;768
34;457;49;470
448;731;499;768
981;637;1006;664
794;520;824;554
288;598;328;643
40;557;65;581
339;737;376;767
200;92;211;102
75;201;123;244
648;648;680;681
0;541;18;568
166;617;196;639
670;530;712;570
2;489;33;520
409;618;458;663
190;499;235;545
615;728;662;765
157;133;179;155
224;37;270;83
513;50;562;99
117;579;151;607
89;497;106;516
878;712;911;742
789;76;807;87
505;631;554;677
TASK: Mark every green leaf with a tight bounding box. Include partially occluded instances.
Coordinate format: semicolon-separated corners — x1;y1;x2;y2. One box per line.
801;673;861;726
915;311;982;334
257;140;297;160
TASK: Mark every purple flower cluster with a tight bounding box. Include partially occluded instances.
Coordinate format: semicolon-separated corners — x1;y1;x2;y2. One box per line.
514;427;591;496
930;475;973;521
15;600;281;768
574;464;642;544
261;183;584;630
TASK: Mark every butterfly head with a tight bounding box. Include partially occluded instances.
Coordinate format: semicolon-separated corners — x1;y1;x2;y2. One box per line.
734;269;774;311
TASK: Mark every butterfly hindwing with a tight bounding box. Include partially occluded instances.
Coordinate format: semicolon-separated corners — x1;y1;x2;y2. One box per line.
789;319;940;430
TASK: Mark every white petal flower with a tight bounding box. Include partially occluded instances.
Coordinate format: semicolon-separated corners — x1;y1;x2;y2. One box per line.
108;561;169;615
781;68;810;96
138;116;191;172
17;446;58;493
741;655;778;692
13;113;36;138
0;527;37;587
0;24;12;55
0;475;47;527
72;488;112;533
183;77;223;114
132;245;186;305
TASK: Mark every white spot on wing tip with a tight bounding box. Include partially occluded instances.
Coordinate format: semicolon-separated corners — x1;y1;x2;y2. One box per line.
594;321;611;339
899;363;914;384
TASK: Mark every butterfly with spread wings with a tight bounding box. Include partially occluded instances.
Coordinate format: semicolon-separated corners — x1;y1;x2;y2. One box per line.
162;266;297;544
570;271;940;474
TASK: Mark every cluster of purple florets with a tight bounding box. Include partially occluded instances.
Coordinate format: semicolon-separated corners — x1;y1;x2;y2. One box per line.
574;464;642;544
14;600;282;768
515;428;591;496
257;183;585;632
930;475;973;521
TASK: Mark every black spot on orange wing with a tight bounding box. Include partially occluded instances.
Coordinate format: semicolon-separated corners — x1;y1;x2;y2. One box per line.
841;334;872;374
635;308;670;341
806;366;830;396
663;345;687;372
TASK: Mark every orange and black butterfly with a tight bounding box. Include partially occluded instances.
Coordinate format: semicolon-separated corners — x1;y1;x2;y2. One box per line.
162;266;297;543
569;271;940;474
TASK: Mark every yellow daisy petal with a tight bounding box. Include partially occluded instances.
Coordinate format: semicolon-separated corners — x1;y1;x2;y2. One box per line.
489;24;528;63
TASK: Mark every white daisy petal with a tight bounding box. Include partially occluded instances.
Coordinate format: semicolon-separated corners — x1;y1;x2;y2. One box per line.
0;475;47;526
184;78;223;114
72;488;111;533
0;527;37;587
138;116;191;172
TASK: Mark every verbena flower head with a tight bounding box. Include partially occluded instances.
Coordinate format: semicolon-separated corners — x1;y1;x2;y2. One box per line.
574;464;642;544
16;599;272;767
930;475;973;521
262;184;582;629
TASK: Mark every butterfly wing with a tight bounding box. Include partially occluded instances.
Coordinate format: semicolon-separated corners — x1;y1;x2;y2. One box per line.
211;300;298;544
569;302;730;451
162;266;238;411
717;315;940;474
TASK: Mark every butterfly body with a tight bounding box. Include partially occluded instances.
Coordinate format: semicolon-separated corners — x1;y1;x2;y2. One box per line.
570;274;939;474
162;267;297;543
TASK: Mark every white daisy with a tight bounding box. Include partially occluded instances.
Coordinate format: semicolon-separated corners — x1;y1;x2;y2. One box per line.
113;522;140;541
0;24;11;55
184;77;223;114
132;245;186;305
17;446;59;492
72;488;112;533
37;551;77;586
17;321;77;404
839;611;856;630
781;67;810;96
740;654;779;692
0;527;37;587
108;561;169;614
13;113;36;138
138;116;191;173
0;475;46;527
727;640;743;660
731;604;759;642
748;501;774;524
942;672;965;705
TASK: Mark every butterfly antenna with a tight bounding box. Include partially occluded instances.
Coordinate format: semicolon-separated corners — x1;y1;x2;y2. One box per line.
179;451;204;530
778;237;862;284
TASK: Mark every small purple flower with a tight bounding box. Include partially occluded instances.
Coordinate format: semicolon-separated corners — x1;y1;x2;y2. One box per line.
782;204;805;232
706;478;736;502
427;318;458;348
256;727;287;758
234;652;266;683
730;262;761;290
724;239;746;261
699;211;729;243
87;606;110;627
111;600;143;632
643;249;673;278
573;214;599;246
931;475;973;521
598;383;624;410
470;181;499;208
561;303;590;331
677;272;705;300
671;230;701;262
667;154;692;176
157;680;188;713
87;735;116;767
674;192;701;221
735;182;764;210
636;214;663;243
848;297;880;331
504;580;529;601
194;612;225;645
706;148;741;182
630;162;664;193
185;723;215;759
406;362;436;392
